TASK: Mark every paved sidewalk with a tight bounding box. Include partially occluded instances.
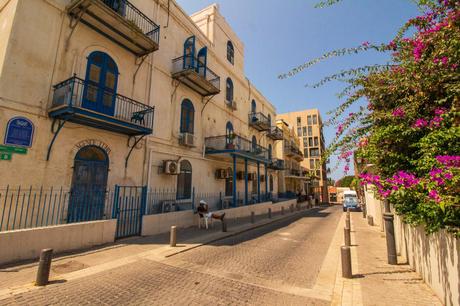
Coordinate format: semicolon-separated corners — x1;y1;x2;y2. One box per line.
0;203;316;300
332;211;442;306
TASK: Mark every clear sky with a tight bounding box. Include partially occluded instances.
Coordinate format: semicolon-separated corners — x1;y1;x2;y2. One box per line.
177;0;421;180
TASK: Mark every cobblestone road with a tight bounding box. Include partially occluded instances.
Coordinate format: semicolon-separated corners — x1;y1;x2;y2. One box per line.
2;206;341;305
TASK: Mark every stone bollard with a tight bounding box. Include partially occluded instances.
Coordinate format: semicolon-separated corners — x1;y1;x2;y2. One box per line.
170;226;177;247
367;215;374;226
384;213;397;265
36;248;53;286
268;208;272;219
281;206;285;215
251;211;255;223
222;219;227;232
345;214;351;230
344;227;351;246
290;204;294;213
341;246;352;279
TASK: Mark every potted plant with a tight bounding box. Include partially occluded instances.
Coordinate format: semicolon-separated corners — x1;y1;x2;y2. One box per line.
226;133;236;149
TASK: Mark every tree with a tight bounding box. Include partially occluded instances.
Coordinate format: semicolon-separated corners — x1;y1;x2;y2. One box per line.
335;175;354;187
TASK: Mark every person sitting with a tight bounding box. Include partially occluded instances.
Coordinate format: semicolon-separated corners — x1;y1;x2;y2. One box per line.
197;200;225;221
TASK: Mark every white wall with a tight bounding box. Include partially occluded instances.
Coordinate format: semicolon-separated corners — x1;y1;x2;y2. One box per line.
0;219;116;265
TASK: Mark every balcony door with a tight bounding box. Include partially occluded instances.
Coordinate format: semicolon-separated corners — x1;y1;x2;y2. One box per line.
83;51;118;117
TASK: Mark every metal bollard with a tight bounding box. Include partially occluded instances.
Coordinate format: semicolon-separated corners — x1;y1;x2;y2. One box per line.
251;211;255;223
345;214;351;229
367;215;374;226
170;226;177;247
268;208;272;219
344;227;351;246
222;219;227;232
281;206;285;215
384;213;397;265
341;246;352;278
290;204;294;213
35;248;53;286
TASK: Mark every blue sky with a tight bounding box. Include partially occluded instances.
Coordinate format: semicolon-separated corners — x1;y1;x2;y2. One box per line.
177;0;421;180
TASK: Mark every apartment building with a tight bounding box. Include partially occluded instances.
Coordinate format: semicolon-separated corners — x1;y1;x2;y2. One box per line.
274;119;306;197
0;0;285;235
277;109;328;202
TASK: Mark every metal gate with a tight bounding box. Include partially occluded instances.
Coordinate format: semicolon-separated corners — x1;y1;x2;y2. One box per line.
113;185;147;239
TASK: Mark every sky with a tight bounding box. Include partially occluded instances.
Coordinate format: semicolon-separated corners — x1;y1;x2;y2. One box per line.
177;0;422;180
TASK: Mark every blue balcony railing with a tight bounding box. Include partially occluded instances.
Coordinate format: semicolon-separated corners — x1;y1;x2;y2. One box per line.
50;76;154;136
172;55;220;95
205;135;270;162
248;112;271;131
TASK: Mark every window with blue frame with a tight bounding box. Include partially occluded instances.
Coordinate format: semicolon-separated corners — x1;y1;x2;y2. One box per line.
177;160;192;200
227;41;234;64
251;100;256;113
180;99;195;134
83;51;118;117
226;78;233;102
225;121;234;147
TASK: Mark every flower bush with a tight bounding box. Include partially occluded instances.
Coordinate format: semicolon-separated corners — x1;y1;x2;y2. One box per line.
281;0;460;235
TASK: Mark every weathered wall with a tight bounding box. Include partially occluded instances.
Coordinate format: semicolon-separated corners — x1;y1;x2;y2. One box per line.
365;186;459;306
0;219;116;265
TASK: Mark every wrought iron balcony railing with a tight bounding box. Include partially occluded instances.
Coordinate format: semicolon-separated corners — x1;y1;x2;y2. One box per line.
49;76;154;135
248;112;271;131
205;135;270;162
267;126;283;140
67;0;160;56
269;158;285;170
171;55;220;96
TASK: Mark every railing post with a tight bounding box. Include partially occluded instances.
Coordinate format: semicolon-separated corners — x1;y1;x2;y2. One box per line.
192;187;196;211
251;211;255;223
112;185;120;219
268;208;272;219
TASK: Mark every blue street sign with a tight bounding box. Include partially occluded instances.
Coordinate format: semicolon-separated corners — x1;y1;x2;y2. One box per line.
4;117;34;147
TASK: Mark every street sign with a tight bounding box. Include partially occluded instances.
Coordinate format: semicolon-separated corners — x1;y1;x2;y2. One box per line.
0;145;27;154
0;152;12;160
4;117;34;147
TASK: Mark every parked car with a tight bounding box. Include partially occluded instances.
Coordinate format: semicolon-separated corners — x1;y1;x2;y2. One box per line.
343;190;360;212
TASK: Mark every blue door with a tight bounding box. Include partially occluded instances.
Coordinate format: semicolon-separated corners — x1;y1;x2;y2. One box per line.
68;146;109;223
83;51;118;116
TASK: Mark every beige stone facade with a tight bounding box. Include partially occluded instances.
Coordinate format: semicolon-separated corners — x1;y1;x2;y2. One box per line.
0;0;283;207
277;109;329;202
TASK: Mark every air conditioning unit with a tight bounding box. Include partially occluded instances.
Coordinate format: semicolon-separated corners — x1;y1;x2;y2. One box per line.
179;133;195;147
162;200;176;213
225;100;237;110
215;169;228;179
164;160;180;175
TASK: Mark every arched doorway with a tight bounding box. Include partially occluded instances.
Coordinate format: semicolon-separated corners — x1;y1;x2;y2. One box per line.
68;145;109;223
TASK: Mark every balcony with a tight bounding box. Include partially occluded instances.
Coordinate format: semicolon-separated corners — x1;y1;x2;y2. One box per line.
205;135;270;163
49;76;154;136
248;112;271;131
67;0;160;56
269;158;285;170
285;168;302;178
284;143;294;157
172;55;220;96
292;146;304;161
267;126;283;140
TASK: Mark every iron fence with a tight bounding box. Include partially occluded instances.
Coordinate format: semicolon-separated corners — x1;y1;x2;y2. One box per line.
205;135;270;161
171;55;221;91
0;186;114;232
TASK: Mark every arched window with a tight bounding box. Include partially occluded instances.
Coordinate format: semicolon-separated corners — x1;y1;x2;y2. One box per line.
252;135;257;151
84;52;118;116
177;160;192;200
226;121;234;147
226;78;233;102
227;41;234;64
180;99;195;134
251;99;257;114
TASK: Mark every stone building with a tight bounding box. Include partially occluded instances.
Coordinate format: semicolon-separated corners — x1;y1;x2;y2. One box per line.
0;0;285;227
